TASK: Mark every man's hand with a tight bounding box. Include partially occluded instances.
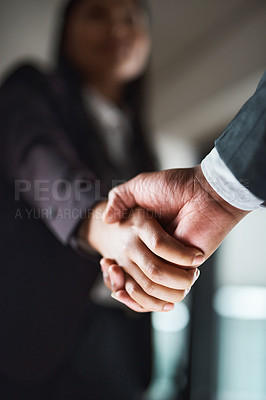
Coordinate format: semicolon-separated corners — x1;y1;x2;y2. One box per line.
80;202;203;312
103;165;249;256
102;165;249;310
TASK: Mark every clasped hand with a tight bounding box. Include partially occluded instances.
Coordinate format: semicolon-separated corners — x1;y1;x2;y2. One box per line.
98;165;248;312
81;165;247;312
81;199;203;313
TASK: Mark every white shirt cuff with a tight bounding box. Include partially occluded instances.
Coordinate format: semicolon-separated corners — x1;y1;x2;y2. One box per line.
201;148;264;211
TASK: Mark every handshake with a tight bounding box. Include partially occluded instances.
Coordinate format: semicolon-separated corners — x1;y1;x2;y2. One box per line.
81;165;249;313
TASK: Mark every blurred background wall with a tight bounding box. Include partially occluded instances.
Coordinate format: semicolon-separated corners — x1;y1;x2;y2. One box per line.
0;1;266;399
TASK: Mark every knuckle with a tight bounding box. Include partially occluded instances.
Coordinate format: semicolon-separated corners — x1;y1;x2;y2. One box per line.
139;252;152;268
151;234;164;252
109;187;119;201
125;281;136;296
146;263;161;282
142;279;155;295
109;186;125;205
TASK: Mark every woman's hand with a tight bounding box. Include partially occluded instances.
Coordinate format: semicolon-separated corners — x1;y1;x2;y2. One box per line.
80;201;202;312
100;257;199;312
100;258;151;312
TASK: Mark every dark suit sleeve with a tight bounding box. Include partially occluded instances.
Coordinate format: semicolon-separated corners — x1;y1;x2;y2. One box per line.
0;65;106;246
215;70;266;201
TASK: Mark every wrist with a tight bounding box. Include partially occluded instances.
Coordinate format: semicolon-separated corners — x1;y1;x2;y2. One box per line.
194;164;250;222
78;201;108;254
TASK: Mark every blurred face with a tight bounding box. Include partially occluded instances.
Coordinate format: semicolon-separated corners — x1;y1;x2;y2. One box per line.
63;0;151;85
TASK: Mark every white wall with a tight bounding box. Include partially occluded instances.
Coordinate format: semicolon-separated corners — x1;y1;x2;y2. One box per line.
0;0;63;79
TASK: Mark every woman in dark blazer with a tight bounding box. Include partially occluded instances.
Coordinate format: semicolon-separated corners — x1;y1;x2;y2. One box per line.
0;0;156;398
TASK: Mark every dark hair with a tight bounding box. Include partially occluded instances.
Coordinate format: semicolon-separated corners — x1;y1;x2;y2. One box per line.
56;0;84;62
56;0;149;65
56;0;149;113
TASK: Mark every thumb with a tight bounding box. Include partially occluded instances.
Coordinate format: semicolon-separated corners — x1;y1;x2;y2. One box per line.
103;180;138;223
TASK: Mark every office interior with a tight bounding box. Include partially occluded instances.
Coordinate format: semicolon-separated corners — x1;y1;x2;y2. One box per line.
0;0;266;399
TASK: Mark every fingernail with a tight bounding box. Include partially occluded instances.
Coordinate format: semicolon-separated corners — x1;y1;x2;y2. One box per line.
193;268;201;284
111;292;118;300
185;287;191;296
192;253;205;266
163;303;175;311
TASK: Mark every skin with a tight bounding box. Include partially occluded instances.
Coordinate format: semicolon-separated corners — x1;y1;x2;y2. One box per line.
63;0;203;311
101;165;250;312
79;202;202;312
63;0;151;103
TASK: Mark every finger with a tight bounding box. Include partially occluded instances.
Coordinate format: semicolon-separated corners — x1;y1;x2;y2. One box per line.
120;256;199;302
100;258;114;276
128;239;201;290
103;275;112;291
111;290;150;313
100;259;125;292
100;258;113;291
124;274;175;312
108;265;125;291
103;180;138;223
113;281;195;313
134;212;204;267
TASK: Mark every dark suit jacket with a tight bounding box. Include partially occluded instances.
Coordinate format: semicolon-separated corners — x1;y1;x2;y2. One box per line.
0;61;153;392
215;70;266;200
